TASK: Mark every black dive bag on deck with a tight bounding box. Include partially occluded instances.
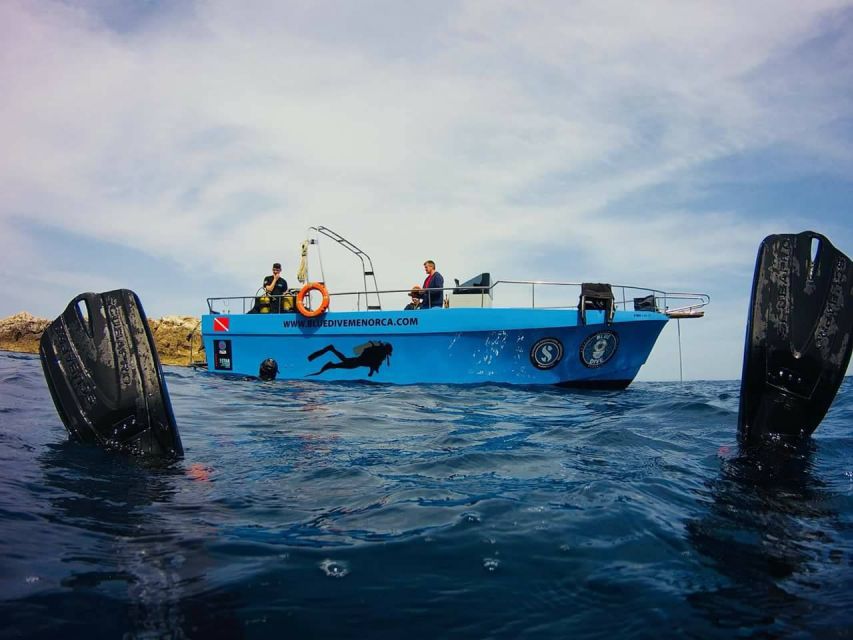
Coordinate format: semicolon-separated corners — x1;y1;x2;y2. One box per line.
39;289;183;457
738;231;853;444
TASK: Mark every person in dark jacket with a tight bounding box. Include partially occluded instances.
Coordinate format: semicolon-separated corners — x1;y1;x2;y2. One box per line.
263;262;288;312
417;260;444;309
404;286;422;310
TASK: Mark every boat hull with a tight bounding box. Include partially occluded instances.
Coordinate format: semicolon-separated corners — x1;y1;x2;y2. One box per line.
201;308;667;387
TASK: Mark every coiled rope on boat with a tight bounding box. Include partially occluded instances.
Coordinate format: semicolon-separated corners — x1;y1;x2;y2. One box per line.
296;240;309;284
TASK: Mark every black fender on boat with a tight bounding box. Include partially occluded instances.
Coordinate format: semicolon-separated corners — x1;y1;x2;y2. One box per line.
738;231;853;444
39;289;183;457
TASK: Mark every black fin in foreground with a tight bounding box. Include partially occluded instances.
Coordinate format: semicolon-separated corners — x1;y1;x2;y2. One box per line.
738;231;853;444
39;289;183;457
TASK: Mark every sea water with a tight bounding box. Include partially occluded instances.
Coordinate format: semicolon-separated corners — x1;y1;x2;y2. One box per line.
0;352;851;639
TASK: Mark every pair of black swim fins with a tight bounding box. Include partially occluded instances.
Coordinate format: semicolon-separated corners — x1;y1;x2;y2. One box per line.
38;231;853;457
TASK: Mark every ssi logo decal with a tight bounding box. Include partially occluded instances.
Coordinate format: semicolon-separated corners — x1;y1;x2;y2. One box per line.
580;331;618;368
530;338;564;370
214;339;233;371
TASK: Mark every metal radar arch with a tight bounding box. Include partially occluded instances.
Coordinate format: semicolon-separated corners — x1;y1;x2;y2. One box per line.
303;226;383;312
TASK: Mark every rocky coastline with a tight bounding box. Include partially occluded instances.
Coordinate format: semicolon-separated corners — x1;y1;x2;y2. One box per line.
0;312;205;367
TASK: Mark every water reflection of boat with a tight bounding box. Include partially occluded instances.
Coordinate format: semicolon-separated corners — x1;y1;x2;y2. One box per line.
202;226;709;386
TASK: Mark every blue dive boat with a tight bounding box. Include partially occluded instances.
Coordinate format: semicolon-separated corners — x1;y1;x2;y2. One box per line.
201;227;708;387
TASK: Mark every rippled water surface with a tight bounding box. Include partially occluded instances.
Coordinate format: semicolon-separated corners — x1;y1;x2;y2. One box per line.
0;352;851;638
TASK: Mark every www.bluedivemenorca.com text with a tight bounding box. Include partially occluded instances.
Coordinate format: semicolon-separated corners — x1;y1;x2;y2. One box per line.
282;317;419;329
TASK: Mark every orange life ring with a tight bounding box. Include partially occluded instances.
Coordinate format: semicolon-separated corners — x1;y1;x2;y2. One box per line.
296;282;330;318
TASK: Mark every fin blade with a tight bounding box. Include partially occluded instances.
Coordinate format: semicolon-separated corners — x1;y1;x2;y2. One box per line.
738;231;853;443
39;289;183;457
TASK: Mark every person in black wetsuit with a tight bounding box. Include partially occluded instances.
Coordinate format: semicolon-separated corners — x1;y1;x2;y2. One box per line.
263;262;288;312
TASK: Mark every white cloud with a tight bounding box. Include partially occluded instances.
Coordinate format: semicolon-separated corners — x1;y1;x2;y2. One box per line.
1;0;851;378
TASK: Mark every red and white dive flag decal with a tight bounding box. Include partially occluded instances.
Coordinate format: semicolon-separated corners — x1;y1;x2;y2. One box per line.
213;317;230;332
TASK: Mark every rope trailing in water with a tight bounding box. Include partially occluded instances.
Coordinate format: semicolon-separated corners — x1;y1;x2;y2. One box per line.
677;318;683;384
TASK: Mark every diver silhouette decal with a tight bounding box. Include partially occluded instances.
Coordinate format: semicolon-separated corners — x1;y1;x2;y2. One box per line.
307;341;393;377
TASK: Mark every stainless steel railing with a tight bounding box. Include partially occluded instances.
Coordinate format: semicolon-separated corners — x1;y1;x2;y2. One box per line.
206;280;709;315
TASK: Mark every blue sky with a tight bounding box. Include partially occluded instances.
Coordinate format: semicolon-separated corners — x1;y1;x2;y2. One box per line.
1;0;851;381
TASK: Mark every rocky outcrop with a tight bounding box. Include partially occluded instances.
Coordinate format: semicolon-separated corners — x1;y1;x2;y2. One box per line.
0;312;51;356
147;316;205;366
0;312;206;367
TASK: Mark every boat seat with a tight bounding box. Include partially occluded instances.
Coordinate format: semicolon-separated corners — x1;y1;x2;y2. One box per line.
453;272;491;295
579;282;614;325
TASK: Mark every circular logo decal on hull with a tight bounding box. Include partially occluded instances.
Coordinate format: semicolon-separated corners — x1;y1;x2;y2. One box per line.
531;338;564;370
580;331;619;368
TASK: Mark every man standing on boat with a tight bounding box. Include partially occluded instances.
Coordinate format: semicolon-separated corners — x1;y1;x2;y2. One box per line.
417;260;444;309
263;262;288;313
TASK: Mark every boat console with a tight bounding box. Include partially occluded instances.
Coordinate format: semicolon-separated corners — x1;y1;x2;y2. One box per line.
447;273;493;308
